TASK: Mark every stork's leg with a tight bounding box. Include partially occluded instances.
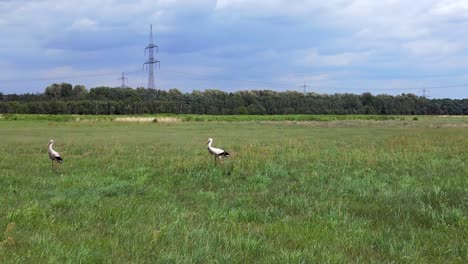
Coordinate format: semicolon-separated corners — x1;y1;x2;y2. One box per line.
214;155;217;166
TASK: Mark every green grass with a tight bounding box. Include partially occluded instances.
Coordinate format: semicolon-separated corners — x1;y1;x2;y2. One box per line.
0;116;467;263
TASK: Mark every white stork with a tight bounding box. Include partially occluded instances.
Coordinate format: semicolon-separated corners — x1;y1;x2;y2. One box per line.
206;138;230;165
48;139;63;168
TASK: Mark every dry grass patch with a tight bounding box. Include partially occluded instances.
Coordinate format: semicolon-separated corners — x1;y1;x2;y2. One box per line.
113;116;181;123
153;117;181;123
438;115;468;118
114;117;156;123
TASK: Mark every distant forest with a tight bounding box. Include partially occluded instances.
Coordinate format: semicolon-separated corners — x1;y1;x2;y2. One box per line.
1;83;467;115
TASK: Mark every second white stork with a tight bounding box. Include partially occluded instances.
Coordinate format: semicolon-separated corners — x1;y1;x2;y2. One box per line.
207;137;230;165
48;139;63;169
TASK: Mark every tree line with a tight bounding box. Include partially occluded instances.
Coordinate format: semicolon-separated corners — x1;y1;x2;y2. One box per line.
0;82;467;115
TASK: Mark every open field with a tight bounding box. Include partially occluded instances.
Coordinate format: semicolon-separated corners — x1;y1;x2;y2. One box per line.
0;116;467;263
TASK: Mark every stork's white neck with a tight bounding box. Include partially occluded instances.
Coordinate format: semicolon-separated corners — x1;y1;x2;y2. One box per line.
49;142;54;151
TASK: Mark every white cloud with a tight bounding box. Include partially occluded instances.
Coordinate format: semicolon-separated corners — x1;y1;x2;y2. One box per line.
431;0;468;17
404;39;463;57
70;18;98;31
215;1;463;43
214;0;341;14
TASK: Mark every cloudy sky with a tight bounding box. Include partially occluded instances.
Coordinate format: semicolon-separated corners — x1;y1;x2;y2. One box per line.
1;0;468;98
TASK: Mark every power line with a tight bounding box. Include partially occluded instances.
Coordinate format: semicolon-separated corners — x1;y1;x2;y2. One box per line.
117;72;128;88
143;24;160;89
2;70;467;91
298;80;311;94
420;88;431;98
1;67;468;95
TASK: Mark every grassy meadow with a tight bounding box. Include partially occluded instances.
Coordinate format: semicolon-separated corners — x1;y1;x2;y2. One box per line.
0;115;467;263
